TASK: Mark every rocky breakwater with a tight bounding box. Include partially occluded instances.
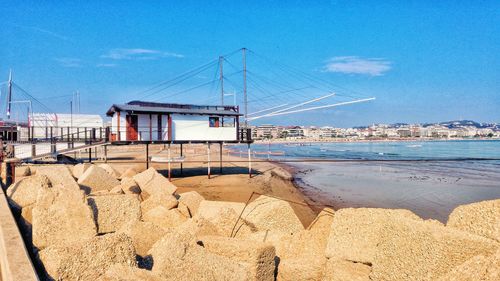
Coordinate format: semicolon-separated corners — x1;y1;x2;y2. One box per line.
4;163;500;280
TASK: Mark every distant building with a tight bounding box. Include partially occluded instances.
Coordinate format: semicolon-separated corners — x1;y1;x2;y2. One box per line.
30;113;104;139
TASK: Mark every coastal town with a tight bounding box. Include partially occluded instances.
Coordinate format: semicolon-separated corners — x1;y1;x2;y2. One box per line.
251;120;500;140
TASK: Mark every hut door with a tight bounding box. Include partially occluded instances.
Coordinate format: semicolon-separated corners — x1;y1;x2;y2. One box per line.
126;115;138;141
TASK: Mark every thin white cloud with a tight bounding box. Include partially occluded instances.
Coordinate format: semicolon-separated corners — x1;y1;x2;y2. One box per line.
97;63;118;68
324;56;392;76
9;23;70;41
54;57;82;68
101;48;184;60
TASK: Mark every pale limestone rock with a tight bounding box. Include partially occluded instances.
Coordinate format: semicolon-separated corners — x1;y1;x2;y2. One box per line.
370;217;499;281
72;163;92;179
241;195;304;235
178;191;205;217
321;259;371;281
120;167;138;179
447;199;500;242
118;221;167;257
32;185;96;250
308;207;335;233
197;200;246;220
36;165;80;190
110;185;124;194
97;264;164;281
196;202;255;237
133;167;176;198
98;163;121;179
120;177;141;194
88;194;141;234
278;258;326;281
140;193;178;214
438;248;500;281
78;165;121;194
142;206;187;229
38;233;136;281
6;174;51;211
149;231;251;281
198;235;276;281
325;208;423;264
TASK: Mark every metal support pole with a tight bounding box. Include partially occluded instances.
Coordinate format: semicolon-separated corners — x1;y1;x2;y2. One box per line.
219;142;223;174
104;145;108;163
248;143;252;178
146;143;149;169
207;142;211;179
31;144;36;158
180;143;183;176
167;143;171;181
6;162;15;187
88;147;92;163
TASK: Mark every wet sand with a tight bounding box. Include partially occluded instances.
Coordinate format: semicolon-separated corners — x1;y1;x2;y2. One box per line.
291;161;500;222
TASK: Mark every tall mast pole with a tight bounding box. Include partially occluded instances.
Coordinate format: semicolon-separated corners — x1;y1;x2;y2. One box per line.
242;48;247;127
219;56;224;105
7;70;12;119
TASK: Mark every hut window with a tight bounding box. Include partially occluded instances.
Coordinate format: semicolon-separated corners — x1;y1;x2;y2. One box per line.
209;117;220;128
222;117;235;127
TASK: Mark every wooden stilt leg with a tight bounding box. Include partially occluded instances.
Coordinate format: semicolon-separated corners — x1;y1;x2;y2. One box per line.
168;143;171;181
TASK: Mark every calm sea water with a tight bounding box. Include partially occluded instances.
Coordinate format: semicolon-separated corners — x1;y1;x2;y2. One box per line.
231;140;500;221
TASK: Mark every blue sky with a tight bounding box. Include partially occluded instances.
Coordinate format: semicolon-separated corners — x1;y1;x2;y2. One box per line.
0;1;498;127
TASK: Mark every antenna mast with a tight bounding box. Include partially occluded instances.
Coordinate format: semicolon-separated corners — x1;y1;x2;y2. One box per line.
7;70;12;119
242;48;247;127
219;56;224;105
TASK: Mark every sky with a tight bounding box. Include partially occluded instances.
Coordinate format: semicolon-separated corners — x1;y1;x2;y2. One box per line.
0;0;498;127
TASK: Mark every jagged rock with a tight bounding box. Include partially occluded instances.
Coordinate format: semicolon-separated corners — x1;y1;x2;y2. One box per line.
197;200;246;220
88;194;141;234
109;185;124;194
178;191;205;217
120;167;138;179
22;165;32;176
97;264;164;281
321;259;371;281
6;174;51;211
370;216;499;281
198;235;276;281
32;185;96;250
133;167;177;198
278;257;326;281
98;163;121;179
38;233;136;281
438;248;500;281
241;195;304;235
197;201;255;237
447;199;500;242
149;231;251;280
118;221;167;257
140;193;178;214
325;208;423;264
142;206;187;229
72;163;92;179
19;204;35;245
120;177;141;194
175;217;221;237
36;165;80;190
78;165;121;194
308;207;335;233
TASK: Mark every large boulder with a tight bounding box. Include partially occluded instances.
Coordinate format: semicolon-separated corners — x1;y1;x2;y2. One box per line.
120;177;141;194
77;165;121;194
35;165;80;190
140;193;178;214
325;208;423;264
38;233;136;281
6;174;51;211
178;191;205;217
97;163;121;179
197;200;245;220
120;167;139;179
149;231;251;280
142;207;187;229
370;216;499;281
447;199;500;242
198;235;276;281
32;185;96;250
133;167;177;198
97;264;164;281
241;195;304;235
72;163;92;179
438;248;500;281
88;194;141;234
118;221;167;257
321;259;371;281
197;201;255;237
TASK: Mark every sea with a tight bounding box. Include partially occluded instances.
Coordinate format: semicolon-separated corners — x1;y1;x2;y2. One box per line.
232;140;500;221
